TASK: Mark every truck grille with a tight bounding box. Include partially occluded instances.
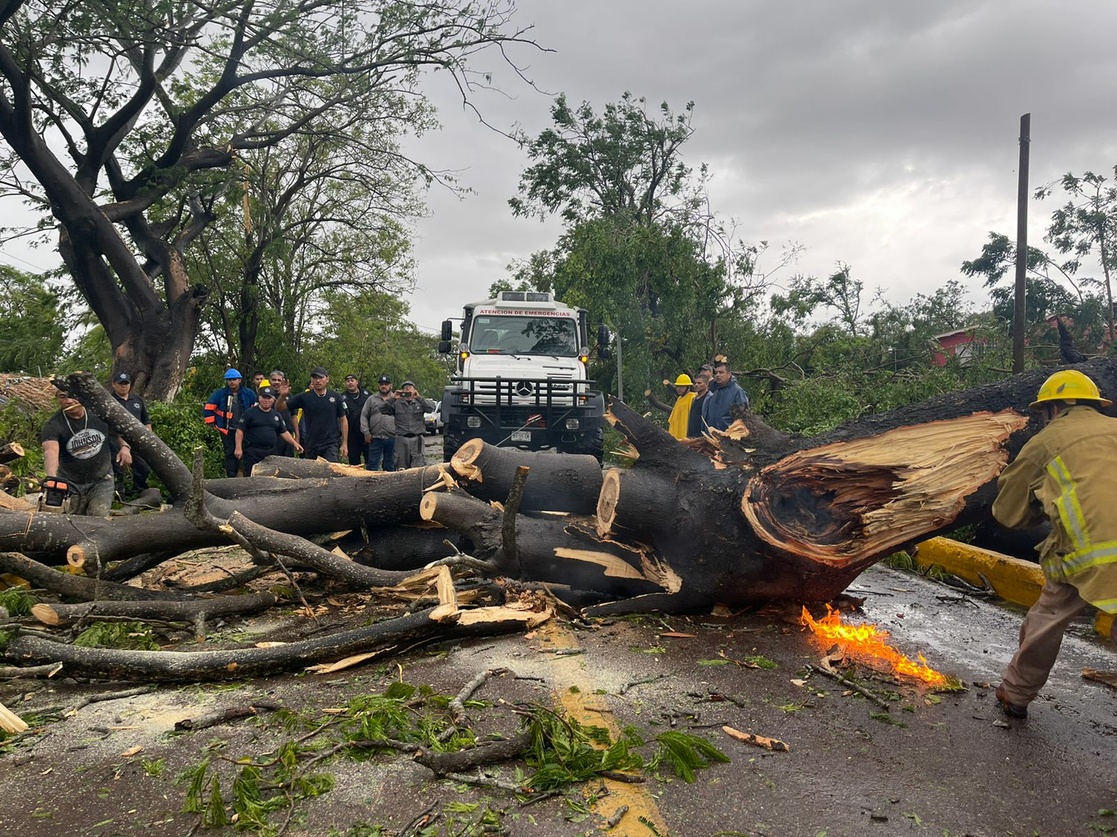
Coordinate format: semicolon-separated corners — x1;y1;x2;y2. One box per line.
455;376;587;406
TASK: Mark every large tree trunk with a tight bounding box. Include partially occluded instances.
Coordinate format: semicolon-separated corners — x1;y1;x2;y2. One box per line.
4;363;1111;683
15;361;1117;613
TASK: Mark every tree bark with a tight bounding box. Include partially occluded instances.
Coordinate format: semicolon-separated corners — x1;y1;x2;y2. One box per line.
18;360;1117;618
450;438;603;514
31;591;278;627
4;604;548;681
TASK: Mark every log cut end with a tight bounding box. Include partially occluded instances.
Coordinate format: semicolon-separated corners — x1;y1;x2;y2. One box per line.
741;410;1030;566
450;438;486;482
596;468;622;537
66;544;86;568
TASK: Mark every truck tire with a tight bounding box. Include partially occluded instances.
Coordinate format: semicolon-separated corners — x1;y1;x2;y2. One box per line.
568;426;604;462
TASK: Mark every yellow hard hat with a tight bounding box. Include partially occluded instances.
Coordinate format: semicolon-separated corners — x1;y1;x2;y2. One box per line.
1029;369;1112;409
674;374;693;387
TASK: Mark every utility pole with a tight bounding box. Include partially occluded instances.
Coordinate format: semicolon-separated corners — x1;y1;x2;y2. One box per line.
1013;113;1031;374
615;335;624;401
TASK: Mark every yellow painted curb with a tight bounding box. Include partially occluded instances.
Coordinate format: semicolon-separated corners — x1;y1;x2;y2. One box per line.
913;537;1114;640
539;621;669;835
914;537;1043;607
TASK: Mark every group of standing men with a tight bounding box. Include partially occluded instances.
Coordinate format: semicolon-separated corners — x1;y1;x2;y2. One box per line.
203;367;435;477
650;358;750;440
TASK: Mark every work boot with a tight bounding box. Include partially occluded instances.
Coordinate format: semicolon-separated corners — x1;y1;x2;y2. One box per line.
995;684;1028;719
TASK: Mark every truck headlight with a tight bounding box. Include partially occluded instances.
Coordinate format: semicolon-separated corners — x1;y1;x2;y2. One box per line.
466;416;481;428
564;418;580;430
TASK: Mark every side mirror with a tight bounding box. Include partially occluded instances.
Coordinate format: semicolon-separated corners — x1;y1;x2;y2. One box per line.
596;324;612;360
437;340;451;355
440;320;453;342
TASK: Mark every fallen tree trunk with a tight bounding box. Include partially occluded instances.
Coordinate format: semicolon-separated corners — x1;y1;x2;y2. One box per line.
17;359;1117;619
3;605;538;681
419;491;670;599
0;465;452;566
30;590;278;627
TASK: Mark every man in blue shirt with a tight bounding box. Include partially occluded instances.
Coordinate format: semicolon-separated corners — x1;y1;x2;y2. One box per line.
701;360;749;431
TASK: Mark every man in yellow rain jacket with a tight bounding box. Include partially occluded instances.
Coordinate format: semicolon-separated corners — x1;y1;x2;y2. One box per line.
646;374;695;440
992;369;1117;718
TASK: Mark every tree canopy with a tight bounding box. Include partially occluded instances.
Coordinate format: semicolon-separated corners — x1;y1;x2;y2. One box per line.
0;0;535;399
509;94;764;394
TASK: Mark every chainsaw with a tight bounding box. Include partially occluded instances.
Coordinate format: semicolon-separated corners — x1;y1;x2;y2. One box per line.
38;476;76;513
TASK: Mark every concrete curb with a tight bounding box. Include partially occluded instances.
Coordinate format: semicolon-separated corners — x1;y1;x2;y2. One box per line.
913;537;1113;639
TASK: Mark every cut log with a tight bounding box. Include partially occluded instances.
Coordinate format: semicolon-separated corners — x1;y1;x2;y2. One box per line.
3;603;550;681
30;591;278;627
0;442;25;465
450;438;602;513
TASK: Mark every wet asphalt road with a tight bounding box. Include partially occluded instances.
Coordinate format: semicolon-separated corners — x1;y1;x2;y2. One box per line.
1;430;1114;837
1;564;1112;837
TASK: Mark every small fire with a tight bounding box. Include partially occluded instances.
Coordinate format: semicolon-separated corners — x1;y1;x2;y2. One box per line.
801;605;948;687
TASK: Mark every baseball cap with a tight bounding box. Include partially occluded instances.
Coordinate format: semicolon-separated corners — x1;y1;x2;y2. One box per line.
224;368;242;380
258;386;276;398
344;374;358;381
401;380;415;388
310;366;329;378
378;375;391;384
113;372;131;384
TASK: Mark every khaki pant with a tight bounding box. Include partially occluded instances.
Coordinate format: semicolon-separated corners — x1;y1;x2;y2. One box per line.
1000;579;1117;706
395;435;423;470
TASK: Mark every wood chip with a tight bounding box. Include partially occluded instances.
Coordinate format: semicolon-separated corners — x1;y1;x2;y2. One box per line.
307;652;381;675
722;725;789;752
0;700;28;734
1082;668;1117;690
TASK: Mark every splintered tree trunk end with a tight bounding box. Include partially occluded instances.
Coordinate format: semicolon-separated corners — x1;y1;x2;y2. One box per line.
742;411;1030;568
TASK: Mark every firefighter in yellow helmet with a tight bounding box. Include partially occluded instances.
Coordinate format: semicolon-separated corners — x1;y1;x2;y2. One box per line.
992;369;1117;719
645;373;695;440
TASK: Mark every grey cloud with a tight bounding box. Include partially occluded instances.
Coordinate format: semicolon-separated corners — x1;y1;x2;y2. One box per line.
405;0;1117;322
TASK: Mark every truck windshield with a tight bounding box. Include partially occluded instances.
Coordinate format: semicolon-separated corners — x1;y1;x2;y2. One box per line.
469;315;578;356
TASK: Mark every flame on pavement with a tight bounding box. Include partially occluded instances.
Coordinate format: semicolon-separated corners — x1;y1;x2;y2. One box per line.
801;605;947;687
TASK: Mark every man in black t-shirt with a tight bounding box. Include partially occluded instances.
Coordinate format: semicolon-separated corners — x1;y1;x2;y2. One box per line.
235;387;303;474
341;374;371;467
108;372;152;496
40;390;128;515
285;367;349;462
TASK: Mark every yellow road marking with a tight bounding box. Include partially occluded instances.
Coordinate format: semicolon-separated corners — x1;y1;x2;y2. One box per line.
539;621;669;835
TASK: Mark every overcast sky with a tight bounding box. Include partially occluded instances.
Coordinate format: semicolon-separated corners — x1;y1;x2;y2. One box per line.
403;0;1117;333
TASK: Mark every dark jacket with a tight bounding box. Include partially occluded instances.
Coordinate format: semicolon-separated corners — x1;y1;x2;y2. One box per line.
688;392;709;437
701;375;748;431
203;385;257;435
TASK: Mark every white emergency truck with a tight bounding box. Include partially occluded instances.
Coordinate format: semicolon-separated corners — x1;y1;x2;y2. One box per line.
437;291;607;461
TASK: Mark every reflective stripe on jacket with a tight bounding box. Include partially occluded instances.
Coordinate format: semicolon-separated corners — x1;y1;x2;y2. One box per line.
203;386;258;435
992;405;1117;613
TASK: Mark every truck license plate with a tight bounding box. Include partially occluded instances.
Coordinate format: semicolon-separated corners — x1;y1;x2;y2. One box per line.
511;430;531;442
